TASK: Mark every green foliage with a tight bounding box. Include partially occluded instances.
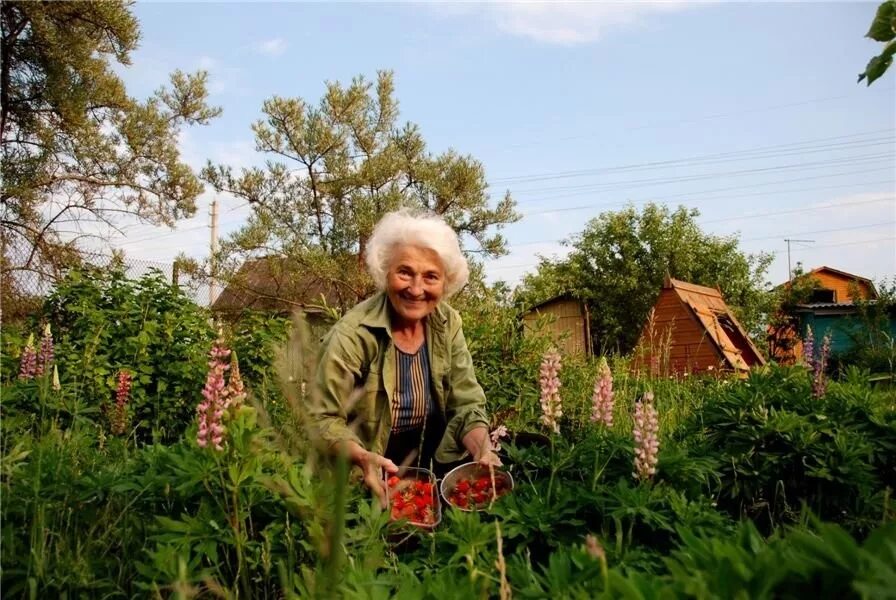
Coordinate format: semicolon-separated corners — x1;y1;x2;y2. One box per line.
0;0;220;279
37;267;215;442
3;284;895;598
859;0;896;85
201;70;519;307
516;203;774;355
683;365;896;534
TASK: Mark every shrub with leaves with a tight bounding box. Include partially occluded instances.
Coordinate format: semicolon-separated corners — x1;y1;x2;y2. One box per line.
41;267;216;442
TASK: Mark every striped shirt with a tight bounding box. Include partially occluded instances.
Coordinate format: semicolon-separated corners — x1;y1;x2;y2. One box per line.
391;342;433;432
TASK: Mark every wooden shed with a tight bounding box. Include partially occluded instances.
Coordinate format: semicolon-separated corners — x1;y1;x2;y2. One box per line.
212;256;349;321
521;295;592;356
634;277;766;376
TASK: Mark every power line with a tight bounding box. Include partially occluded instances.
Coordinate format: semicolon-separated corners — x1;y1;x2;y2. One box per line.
495;86;895;153
486;235;896;273
491;131;895;186
508;218;896;250
520;166;895;216
510;152;893;198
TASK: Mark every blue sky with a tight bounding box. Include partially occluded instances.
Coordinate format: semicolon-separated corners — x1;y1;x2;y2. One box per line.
112;1;896;290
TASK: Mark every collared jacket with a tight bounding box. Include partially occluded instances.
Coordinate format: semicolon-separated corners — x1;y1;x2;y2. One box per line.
309;292;490;464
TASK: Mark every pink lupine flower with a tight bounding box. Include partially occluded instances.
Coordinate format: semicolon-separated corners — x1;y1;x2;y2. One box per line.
224;350;246;411
18;333;37;380
585;534;606;561
632;391;660;482
52;364;61;392
490;425;509;452
802;326;815;372
590;357;615;427
110;370;131;435
197;339;230;451
36;323;54;376
812;333;832;398
539;348;562;434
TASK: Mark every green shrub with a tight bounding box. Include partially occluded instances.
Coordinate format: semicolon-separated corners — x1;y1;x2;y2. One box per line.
41;268;216;442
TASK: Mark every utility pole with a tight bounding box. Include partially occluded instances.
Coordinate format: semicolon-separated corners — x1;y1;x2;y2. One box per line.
784;238;814;282
209;199;219;307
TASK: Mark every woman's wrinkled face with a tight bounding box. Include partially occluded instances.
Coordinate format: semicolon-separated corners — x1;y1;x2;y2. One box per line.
386;245;446;324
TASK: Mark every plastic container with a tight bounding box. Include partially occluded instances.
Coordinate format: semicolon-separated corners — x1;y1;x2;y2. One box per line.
383;466;441;530
440;462;514;512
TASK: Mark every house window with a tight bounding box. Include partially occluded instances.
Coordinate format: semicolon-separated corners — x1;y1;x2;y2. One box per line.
809;288;836;303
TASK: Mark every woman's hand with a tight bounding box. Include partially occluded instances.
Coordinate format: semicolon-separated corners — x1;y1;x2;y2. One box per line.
462;426;503;467
347;442;398;508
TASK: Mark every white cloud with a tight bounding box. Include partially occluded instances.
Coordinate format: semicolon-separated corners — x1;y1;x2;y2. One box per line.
435;2;702;46
255;38;288;57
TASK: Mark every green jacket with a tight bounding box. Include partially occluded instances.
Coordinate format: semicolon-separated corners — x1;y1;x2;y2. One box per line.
309;292;490;463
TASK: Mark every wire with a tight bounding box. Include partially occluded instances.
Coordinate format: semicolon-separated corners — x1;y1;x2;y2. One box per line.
485;202;896;271
510;152;893;198
494;86;895;153
486;235;896;273
491;131;895;186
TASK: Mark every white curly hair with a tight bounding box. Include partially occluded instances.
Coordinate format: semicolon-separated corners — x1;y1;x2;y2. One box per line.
365;210;469;298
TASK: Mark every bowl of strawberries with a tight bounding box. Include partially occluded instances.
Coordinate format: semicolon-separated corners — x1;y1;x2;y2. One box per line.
384;466;441;529
440;462;514;512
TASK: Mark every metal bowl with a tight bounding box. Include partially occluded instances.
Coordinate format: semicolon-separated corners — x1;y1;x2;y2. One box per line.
383;466;441;529
440;462;514;512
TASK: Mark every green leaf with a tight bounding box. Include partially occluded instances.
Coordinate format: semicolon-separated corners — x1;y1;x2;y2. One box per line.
866;0;896;42
859;39;896;85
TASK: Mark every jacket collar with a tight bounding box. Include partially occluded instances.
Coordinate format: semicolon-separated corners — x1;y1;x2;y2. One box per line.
360;291;448;334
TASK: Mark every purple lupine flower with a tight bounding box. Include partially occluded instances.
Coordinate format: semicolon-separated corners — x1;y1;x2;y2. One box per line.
632;391;660;482
18;333;37;380
36;323;54;376
802;326;815;372
110;370;131;435
197;340;230;451
590;357;615;427
539;348;562;434
490;425;509;452
224;349;246;411
812;333;832;398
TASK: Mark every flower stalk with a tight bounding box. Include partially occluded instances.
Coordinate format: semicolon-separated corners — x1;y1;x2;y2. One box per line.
539;348;562;434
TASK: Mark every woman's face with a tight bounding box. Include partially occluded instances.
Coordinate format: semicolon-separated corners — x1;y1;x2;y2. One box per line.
386;245;446;324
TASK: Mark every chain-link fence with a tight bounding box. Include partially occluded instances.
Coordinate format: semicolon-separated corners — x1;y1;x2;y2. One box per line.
2;243;214;321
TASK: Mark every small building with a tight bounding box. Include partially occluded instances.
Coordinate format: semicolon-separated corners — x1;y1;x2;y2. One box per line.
521;295;592;357
211;256;349;324
768;266;886;363
634;277;766;376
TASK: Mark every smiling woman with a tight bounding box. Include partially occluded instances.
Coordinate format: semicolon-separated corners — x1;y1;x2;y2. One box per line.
308;210;502;507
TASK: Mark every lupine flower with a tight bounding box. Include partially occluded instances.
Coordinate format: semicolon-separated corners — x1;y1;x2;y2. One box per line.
590;357;615;427
632;391;660;482
585;533;606;561
197;340;230;451
52;364;61;392
36;323;54;376
802;326;815;372
110;370;131;436
812;333;832;398
225;350;246;411
18;333;37;380
490;425;509;452
539;348;562;434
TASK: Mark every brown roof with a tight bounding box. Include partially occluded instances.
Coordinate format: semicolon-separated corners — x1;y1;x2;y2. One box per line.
664;276;766;370
776;265;878;296
211;256;350;315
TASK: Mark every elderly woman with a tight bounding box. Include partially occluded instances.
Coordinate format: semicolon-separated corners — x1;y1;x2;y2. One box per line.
309;210;500;506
